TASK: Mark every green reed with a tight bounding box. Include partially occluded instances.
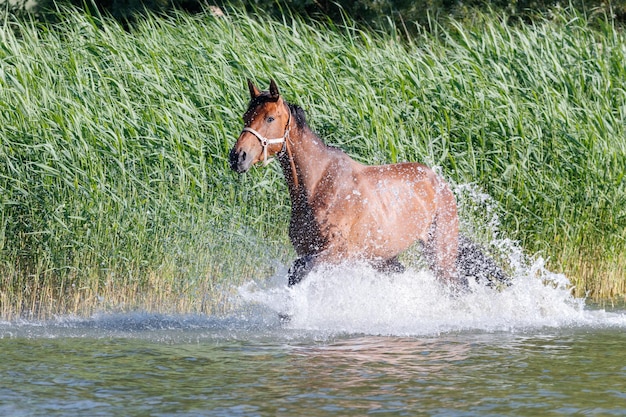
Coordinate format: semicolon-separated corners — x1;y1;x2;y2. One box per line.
0;7;624;318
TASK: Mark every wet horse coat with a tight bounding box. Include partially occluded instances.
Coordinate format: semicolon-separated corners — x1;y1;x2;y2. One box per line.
230;80;504;288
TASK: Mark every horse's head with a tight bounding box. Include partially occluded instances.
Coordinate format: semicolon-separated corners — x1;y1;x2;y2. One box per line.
229;79;291;173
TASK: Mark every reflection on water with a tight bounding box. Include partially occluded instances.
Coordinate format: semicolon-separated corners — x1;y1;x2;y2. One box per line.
1;316;625;416
293;336;471;380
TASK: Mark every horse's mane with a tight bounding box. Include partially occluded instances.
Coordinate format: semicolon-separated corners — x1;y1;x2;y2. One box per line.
288;102;342;153
287;103;307;130
288;102;340;152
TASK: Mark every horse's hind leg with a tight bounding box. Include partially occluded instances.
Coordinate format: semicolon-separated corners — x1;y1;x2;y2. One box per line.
287;254;316;286
424;186;468;289
424;224;467;289
457;235;510;288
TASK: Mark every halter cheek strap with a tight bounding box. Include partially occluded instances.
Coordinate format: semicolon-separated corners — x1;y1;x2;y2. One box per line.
241;127;286;166
241;111;291;166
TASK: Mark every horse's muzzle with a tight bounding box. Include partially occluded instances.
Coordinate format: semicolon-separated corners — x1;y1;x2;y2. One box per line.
229;147;249;173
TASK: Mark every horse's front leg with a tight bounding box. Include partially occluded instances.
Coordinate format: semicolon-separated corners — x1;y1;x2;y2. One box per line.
287;235;348;286
287;254;317;286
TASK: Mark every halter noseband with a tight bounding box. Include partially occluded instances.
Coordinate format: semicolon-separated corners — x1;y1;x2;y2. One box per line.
241;109;291;166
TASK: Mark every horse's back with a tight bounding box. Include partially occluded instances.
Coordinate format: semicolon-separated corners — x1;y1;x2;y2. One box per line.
360;161;441;212
328;161;443;259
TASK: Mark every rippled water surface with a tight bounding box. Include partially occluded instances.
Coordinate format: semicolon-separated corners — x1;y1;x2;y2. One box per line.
2;265;626;416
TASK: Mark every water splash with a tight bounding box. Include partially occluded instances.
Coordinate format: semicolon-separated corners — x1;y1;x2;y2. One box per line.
237;183;626;336
238;260;601;336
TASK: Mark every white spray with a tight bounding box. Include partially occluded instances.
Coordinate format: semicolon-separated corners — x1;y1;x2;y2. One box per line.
237;183;624;336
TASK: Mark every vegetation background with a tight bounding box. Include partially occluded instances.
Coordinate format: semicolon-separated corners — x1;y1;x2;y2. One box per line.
1;1;625;319
14;0;626;28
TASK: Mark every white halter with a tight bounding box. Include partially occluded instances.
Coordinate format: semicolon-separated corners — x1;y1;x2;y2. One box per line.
241;111;291;166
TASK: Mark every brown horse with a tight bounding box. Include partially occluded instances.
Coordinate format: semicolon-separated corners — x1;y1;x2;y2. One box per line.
230;80;507;289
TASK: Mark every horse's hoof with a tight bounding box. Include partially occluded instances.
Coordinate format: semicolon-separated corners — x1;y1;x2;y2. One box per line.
278;313;292;323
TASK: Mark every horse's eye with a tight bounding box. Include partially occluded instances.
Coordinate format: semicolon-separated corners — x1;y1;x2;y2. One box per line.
267;116;275;123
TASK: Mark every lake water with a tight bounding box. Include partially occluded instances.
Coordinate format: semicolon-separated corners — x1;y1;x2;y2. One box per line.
1;263;625;416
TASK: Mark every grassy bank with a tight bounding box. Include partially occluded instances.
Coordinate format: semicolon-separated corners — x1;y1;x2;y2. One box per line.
1;8;624;318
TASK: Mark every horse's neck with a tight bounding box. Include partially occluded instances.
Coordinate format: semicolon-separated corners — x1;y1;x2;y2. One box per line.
279;126;331;205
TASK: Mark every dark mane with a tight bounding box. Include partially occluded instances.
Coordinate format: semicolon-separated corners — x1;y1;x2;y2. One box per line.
288;103;335;150
246;91;275;114
288;103;307;130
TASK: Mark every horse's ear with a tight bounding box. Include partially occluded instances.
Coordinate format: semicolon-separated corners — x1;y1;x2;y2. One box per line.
269;79;280;99
248;79;261;99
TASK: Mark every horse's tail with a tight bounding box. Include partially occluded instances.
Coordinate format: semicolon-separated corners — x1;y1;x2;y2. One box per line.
457;234;511;288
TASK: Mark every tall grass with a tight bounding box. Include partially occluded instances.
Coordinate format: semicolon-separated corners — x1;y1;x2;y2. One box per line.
0;7;624;318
